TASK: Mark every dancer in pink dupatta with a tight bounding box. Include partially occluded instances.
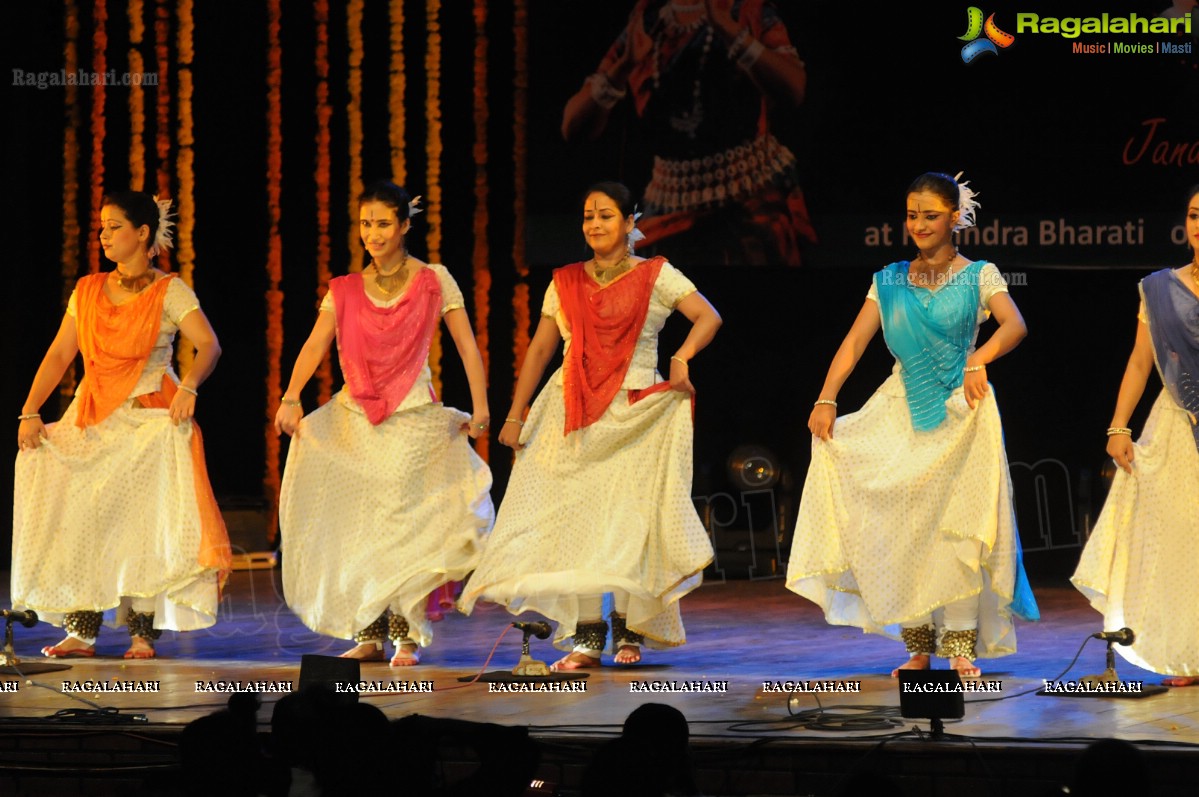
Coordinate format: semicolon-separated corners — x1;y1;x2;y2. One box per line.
276;181;493;667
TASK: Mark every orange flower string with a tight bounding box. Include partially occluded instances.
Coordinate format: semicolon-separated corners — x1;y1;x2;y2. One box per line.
128;0;146;192
175;0;196;373
512;0;530;383
60;0;82;398
389;0;405;186
88;0;108;275
346;0;365;274
153;0;172;272
426;0;443;394
264;0;284;540
471;0;490;461
314;0;333;404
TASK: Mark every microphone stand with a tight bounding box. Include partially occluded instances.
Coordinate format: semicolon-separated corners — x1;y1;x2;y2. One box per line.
1079;639;1119;687
0;616;22;669
0;613;72;675
511;629;550;677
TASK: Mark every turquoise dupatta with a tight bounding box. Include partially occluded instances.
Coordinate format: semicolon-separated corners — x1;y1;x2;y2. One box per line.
875;260;985;431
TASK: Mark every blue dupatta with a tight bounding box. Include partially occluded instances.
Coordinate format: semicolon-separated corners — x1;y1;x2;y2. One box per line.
1141;268;1199;452
875;260;985;431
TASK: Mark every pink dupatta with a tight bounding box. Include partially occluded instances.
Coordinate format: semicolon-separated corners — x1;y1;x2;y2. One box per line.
330;270;442;424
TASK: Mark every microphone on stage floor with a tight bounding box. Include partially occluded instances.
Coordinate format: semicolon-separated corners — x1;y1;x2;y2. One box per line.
0;609;38;628
1092;627;1135;646
512;621;551;639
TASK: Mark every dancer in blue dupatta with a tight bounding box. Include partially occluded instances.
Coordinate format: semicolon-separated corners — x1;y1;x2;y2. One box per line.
1073;185;1199;686
786;172;1038;679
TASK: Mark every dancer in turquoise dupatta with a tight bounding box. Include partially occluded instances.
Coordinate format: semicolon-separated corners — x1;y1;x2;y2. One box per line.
787;172;1037;679
1073;185;1199;686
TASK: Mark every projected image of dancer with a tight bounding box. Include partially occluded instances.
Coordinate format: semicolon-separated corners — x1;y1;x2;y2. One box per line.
276;181;493;667
460;181;720;670
1072;185;1199;686
13;191;231;660
562;0;814;266
787;172;1039;679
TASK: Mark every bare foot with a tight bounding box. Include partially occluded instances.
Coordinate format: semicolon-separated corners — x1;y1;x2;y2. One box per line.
613;644;641;665
551;651;600;671
389;642;421;667
340;642;386;662
123;636;156;660
950;656;981;678
1163;676;1199;687
890;653;930;678
42;636;96;658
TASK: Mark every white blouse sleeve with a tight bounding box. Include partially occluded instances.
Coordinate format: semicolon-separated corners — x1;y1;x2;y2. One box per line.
978;262;1009;309
431;264;465;314
163;277;201;325
654;261;697;309
541;281;560;319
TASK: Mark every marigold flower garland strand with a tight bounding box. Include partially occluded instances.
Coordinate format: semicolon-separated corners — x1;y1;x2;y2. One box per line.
175;0;197;372
88;0;108;275
389;0;406;186
346;0;365;274
153;0;172;272
128;0;146;192
471;0;491;461
314;0;333;403
264;0;284;539
60;0;82;397
425;0;443;393
511;0;530;384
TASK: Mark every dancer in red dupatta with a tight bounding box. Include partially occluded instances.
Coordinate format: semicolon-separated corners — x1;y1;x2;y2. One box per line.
460;181;721;670
14;191;228;660
276;181;493;667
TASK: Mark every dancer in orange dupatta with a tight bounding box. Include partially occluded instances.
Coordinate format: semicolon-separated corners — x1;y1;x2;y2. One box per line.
14;191;230;660
460;181;721;670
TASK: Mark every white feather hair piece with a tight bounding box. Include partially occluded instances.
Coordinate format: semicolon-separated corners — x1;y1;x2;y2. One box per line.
627;210;645;254
952;172;980;231
408;195;424;217
149;196;176;257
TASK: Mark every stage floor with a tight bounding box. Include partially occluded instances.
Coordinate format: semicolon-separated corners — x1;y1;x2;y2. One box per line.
2;570;1197;747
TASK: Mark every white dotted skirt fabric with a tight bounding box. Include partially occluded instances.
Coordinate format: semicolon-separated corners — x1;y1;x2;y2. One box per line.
12;399;220;632
787;370;1025;659
280;391;494;646
460;379;714;652
1073;390;1199;676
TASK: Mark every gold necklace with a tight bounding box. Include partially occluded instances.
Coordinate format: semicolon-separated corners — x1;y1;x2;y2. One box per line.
373;250;409;296
1191;255;1198;287
113;267;155;293
591;254;631;285
913;247;959;286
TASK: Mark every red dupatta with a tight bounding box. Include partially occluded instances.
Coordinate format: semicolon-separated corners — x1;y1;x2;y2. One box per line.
555;256;664;434
331;270;442;425
73;273;172;428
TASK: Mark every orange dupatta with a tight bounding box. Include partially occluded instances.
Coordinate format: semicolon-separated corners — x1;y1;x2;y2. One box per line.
554;256;664;434
73;273;171;428
73;272;232;587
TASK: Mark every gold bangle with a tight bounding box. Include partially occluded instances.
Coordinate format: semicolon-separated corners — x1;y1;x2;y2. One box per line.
964;365;986;373
1106;427;1133;437
281;397;302;407
814;399;837;408
504;417;525;427
17;413;41;421
670;355;689;368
